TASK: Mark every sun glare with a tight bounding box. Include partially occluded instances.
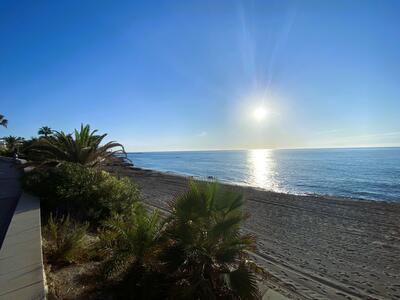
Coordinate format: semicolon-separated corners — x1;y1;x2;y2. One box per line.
253;106;268;121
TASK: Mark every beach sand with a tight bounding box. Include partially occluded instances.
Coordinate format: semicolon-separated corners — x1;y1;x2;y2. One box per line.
106;164;400;300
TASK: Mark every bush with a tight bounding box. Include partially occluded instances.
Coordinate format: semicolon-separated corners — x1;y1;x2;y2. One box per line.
43;214;89;265
98;205;162;275
97;181;260;299
162;180;260;299
0;147;13;157
22;162;140;223
98;205;168;299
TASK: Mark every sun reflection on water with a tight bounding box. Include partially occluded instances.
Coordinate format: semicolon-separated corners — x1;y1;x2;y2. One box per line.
247;149;279;191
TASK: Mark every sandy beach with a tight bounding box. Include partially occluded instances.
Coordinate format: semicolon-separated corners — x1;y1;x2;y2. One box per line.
105;163;400;300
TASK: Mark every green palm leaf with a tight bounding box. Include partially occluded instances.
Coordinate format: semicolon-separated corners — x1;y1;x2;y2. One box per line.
25;124;127;167
227;263;260;300
0;114;8;128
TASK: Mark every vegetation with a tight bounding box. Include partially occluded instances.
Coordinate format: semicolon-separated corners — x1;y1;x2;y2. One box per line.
26;124;126;167
97;181;260;299
0;135;24;156
22;162;139;224
1;135;24;151
38;126;53;138
98;206;169;298
43;214;89;265
0;136;39;158
0;114;7;128
20;137;38;154
99;205;162;277
11;123;261;299
162;181;259;299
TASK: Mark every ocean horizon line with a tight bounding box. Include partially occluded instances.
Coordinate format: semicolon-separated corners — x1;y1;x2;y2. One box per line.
127;145;400;154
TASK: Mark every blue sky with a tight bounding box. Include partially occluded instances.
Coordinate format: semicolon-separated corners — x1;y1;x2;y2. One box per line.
1;0;400;151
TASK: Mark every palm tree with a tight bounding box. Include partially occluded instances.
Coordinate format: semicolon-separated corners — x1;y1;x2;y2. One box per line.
19;137;39;157
99;205;167;298
1;136;24;153
26;124;126;167
100;205;162;277
163;181;260;299
98;182;260;299
0;114;7;128
38;126;53;138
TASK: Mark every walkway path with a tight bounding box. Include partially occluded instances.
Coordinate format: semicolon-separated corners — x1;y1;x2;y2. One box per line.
0;157;45;300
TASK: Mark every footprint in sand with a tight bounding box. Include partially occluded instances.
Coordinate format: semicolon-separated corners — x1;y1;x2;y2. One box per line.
336;292;348;297
299;277;309;281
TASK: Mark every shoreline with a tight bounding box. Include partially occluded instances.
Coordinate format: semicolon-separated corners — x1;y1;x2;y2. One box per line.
105;162;400;299
127;164;397;205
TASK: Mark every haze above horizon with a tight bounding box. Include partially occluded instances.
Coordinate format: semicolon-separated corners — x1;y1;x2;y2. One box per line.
1;0;400;151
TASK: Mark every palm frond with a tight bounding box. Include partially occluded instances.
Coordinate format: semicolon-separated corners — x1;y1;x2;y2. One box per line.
0;114;8;128
98;205;163;278
25;124;126;167
209;214;243;240
227;264;260;300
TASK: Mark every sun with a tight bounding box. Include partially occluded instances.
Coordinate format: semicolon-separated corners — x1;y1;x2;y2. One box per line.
253;106;268;121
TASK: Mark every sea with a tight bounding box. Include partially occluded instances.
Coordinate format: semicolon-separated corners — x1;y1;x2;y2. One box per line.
127;147;400;202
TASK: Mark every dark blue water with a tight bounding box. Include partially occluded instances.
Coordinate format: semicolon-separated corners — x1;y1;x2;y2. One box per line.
127;148;400;202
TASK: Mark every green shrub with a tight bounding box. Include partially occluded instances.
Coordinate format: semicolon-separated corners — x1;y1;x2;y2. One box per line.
22;162;139;223
0;147;12;157
96;181;260;300
162;180;260;299
98;205;168;299
98;204;162;277
43;214;89;265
